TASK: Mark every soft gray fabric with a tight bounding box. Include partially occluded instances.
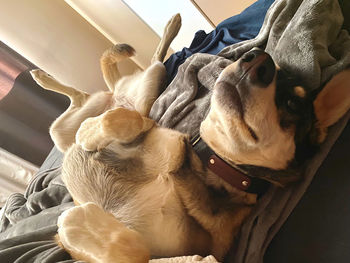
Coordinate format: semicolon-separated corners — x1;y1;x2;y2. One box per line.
150;0;350;263
0;149;76;262
150;54;232;138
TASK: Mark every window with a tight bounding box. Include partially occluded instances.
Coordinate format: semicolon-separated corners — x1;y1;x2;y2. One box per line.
122;0;214;51
0;42;28;100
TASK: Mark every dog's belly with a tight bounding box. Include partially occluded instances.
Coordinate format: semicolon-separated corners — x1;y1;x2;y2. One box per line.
112;176;210;258
63;145;211;258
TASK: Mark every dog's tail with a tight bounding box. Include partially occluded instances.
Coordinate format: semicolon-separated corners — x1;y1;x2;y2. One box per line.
100;44;135;92
30;69;89;107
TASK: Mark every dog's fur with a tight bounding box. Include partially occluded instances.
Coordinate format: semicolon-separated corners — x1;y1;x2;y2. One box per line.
31;14;350;263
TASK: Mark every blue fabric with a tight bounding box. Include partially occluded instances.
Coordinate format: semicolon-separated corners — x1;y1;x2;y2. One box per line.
164;0;275;85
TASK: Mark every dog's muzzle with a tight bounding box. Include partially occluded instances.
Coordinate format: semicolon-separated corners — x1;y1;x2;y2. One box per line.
240;49;275;86
214;49;276;115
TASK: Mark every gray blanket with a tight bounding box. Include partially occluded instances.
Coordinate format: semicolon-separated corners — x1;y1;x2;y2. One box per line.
1;0;349;262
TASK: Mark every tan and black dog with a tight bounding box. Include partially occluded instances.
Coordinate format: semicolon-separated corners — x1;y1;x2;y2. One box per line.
31;14;350;263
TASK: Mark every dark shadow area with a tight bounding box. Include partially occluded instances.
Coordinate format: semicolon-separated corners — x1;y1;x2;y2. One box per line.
265;121;350;263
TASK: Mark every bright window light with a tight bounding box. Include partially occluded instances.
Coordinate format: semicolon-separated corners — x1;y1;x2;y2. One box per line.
122;0;214;52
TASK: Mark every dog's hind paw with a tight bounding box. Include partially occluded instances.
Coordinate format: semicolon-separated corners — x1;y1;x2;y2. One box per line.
101;43;135;64
30;69;55;88
57;203;150;263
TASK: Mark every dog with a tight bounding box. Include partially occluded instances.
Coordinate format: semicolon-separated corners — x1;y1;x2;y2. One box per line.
31;14;350;263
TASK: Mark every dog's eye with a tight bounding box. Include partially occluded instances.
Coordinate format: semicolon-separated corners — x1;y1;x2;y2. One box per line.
286;99;301;113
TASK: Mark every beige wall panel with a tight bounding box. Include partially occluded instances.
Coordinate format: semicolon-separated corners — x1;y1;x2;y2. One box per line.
193;0;256;26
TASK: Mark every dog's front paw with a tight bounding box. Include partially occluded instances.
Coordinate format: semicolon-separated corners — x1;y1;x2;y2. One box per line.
76;108;154;152
76;115;112;152
58;203;150;263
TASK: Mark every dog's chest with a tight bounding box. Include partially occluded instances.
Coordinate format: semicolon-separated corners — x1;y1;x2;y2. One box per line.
116;176;192;257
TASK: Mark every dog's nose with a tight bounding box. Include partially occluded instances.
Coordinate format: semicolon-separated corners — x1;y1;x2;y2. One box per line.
240;49;275;86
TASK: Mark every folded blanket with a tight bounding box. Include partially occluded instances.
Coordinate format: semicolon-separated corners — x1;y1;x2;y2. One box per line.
0;165;75;262
150;0;350;262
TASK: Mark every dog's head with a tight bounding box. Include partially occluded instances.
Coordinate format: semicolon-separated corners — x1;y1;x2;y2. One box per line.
201;48;350;182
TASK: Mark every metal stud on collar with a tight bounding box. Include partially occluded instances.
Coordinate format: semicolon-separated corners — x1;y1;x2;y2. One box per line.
242;180;249;187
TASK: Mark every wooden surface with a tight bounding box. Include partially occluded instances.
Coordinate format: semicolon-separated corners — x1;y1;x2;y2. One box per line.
191;0;256;26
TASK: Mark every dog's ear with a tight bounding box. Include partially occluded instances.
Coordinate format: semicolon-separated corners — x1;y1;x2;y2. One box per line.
102;108;154;143
313;68;350;143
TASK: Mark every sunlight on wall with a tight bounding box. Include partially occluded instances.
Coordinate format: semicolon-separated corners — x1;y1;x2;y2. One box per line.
122;0;214;52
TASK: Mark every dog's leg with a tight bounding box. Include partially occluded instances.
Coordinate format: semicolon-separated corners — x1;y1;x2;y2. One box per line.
100;13;181;91
100;44;135;92
100;14;181;115
151;13;181;63
76;107;154;152
57;203;150;263
31;69;97;151
132;62;166;116
135;14;181;115
30;69;89;107
119;14;181;116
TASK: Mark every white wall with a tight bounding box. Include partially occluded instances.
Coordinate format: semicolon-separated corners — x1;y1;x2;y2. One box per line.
0;0;140;93
123;0;213;52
